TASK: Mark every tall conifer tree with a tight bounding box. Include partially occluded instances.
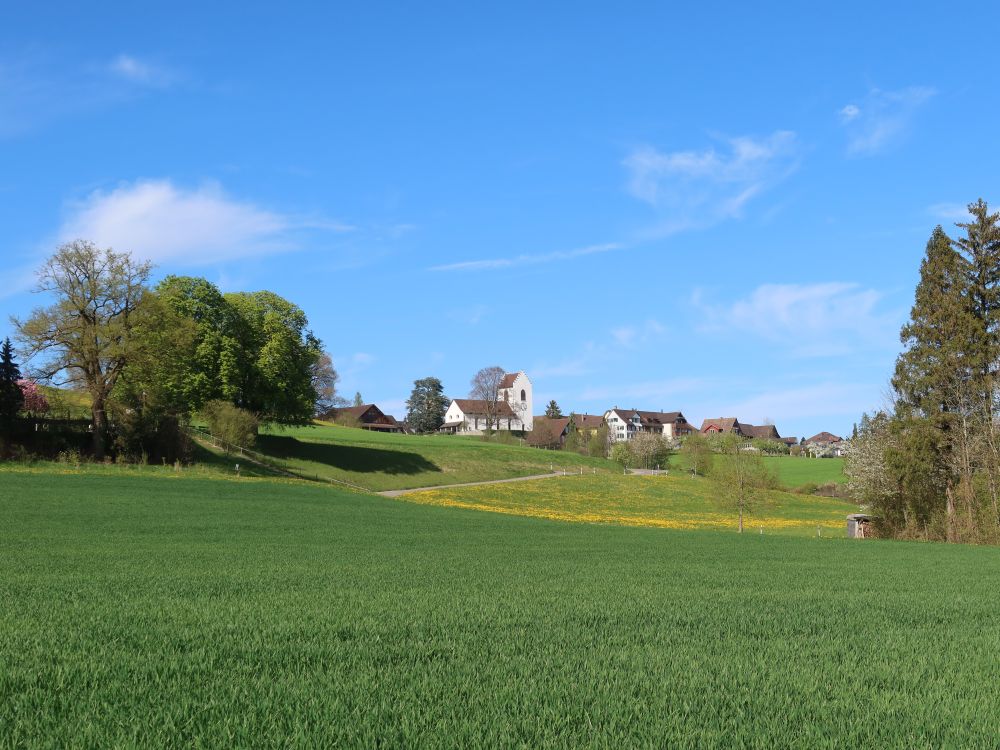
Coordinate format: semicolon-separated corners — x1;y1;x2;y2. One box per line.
893;226;976;416
0;338;25;434
953;199;1000;414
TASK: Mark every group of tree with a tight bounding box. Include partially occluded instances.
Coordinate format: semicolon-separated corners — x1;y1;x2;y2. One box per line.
848;199;1000;543
8;240;335;461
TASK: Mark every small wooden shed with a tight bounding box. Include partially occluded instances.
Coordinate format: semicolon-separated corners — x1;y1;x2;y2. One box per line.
846;513;873;539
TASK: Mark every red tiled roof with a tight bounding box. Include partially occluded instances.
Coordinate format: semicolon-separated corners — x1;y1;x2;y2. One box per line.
499;372;518;388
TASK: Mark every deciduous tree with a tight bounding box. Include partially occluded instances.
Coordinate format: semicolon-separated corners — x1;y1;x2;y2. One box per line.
13;241;153;458
712;434;773;532
469;366;507;430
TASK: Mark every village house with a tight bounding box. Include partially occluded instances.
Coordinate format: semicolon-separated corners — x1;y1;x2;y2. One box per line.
570;413;605;437
700;417;744;435
527;416;571;448
604;408;693;443
701;418;787;443
441;371;533;435
805;431;847;457
325;403;401;432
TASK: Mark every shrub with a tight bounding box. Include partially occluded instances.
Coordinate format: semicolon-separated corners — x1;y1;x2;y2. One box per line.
610;442;632;468
202;400;259;452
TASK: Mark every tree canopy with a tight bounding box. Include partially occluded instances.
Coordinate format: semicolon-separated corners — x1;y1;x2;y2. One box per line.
406;377;448;433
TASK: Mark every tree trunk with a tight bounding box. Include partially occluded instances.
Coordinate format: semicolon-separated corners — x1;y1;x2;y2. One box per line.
91;395;107;460
738;503;744;533
945;485;956;543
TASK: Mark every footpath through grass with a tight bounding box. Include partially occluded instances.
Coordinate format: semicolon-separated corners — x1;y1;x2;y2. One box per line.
3;472;1000;746
402;473;854;536
254;422;616;490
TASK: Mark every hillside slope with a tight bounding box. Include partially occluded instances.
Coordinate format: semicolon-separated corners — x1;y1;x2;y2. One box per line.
254;423;617;490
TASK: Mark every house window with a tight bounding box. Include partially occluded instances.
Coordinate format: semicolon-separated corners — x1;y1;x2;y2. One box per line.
520;389;526;402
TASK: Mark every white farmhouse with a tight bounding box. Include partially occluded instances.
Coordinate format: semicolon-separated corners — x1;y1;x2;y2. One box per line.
604;408;693;443
442;371;534;434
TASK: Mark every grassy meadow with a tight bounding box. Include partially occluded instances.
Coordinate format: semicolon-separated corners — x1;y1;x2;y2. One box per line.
763;455;846;486
401;473;854;536
254;422;617;490
2;470;1000;746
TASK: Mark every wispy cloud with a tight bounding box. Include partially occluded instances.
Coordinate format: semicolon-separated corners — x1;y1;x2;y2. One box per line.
430;242;622;272
57;179;353;266
839;86;936;156
0;52;179;137
622;130;799;235
611;319;666;348
695;282;902;357
928;201;978;223
108;54;174;87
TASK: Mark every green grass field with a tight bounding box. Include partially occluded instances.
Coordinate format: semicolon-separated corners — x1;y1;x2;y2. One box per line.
763;455;846;486
254;423;617;490
402;473;854;536
3;470;1000;746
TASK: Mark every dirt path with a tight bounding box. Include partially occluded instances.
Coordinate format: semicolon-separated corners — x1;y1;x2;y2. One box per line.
378;472;573;497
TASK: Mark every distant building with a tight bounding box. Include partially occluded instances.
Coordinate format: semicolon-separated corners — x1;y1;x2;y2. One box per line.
324;404;400;432
570;413;605;437
441;371;533;435
741;423;782;441
605;408;693;443
527;416;571;448
700;417;743;435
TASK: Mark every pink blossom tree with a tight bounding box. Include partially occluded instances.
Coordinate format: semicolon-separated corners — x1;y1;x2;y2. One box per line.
18;379;49;416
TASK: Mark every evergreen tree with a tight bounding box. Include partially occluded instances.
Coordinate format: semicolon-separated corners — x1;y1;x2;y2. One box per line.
405;377;448;433
953;199;1000;415
0;338;25;434
353;391;364;407
893;226;977;416
544;399;563;418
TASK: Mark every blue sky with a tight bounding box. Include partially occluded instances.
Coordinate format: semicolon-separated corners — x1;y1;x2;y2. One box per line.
1;2;996;438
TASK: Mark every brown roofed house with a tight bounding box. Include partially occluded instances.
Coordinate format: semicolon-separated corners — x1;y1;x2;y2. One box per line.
700;417;742;435
324;404;400;432
806;431;843;445
741;423;782;441
527;416;571;448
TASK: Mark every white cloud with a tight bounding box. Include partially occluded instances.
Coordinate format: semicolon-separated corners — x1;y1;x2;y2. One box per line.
623;130;799;234
840;86;935;156
839;104;860;122
928;202;978;222
57;179;351;266
431;242;622;272
108;54;173;86
696;282;901;357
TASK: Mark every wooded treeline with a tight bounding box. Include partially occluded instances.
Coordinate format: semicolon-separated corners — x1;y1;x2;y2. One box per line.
848;199;1000;543
6;240;336;462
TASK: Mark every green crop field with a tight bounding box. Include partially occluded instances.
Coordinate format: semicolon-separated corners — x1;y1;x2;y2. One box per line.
3;468;1000;746
401;473;854;536
254;422;617;490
